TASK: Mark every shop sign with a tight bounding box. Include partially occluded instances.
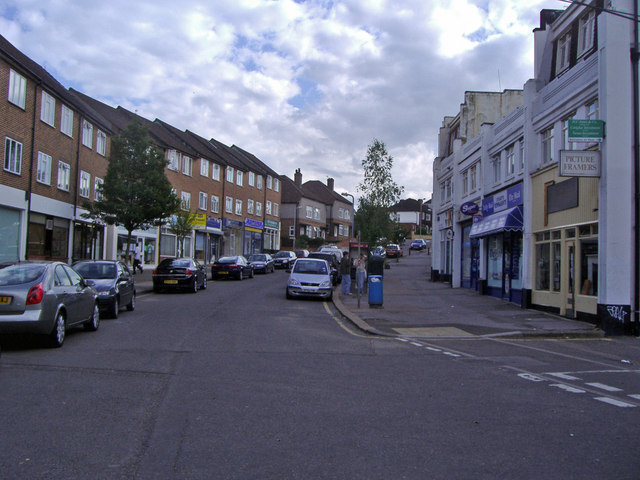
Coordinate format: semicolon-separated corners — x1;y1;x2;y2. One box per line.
559;150;601;177
482;183;523;216
192;213;207;230
245;218;263;230
460;201;479;216
568;119;604;143
264;219;280;229
223;218;243;229
206;217;222;229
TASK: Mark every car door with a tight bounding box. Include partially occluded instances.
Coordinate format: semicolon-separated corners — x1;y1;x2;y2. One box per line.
118;262;134;305
52;265;76;321
63;265;95;325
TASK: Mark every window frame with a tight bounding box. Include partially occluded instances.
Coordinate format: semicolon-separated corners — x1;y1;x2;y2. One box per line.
577;9;596;58
96;130;107;156
82;120;93;148
181;191;191;210
212;163;221;181
61;104;74;137
200;158;209;177
235;199;242;216
36;151;52;185
94;177;103;201
542;127;555;165
57;161;71;191
8;69;26;109
40;91;56;127
226;167;234;183
198;192;207;210
4;137;23;175
167;150;180;171
79;170;91;198
225;196;233;213
211;195;220;213
182;156;192;176
236;170;243;186
556;31;572;74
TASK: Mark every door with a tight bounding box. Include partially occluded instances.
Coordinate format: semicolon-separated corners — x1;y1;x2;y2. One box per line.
503;235;511;301
564;241;576;318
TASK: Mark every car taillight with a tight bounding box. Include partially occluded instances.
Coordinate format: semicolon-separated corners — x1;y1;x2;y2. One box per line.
26;282;44;305
152;269;157;274
186;269;193;275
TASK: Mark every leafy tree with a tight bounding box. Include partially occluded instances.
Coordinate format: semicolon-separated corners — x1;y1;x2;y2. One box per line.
355;139;404;245
83;120;180;264
168;210;198;257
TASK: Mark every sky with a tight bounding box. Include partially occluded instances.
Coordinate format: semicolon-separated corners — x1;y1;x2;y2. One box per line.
0;0;566;205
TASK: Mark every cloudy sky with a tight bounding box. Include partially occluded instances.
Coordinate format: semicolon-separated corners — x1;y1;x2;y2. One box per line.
1;0;565;204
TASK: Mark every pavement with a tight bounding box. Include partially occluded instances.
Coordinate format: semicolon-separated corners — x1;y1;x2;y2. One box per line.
133;251;604;339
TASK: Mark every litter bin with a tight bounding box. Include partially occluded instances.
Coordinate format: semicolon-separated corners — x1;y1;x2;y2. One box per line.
368;275;383;306
368;254;385;277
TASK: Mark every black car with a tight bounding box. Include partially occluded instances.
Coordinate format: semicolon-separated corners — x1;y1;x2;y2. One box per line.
307;252;340;285
273;251;297;269
247;253;275;274
212;256;254;280
73;260;135;318
152;258;207;293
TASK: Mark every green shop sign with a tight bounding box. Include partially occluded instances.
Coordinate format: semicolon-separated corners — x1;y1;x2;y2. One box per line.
568;119;604;142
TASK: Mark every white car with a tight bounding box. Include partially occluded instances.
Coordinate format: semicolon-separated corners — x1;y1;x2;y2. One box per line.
286;258;333;300
318;245;343;261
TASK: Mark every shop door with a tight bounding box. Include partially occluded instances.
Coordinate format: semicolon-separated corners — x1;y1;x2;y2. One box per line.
564;241;576;318
503;236;511;301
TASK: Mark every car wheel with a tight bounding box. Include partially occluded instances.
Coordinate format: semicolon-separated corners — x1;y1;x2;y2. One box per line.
237;271;243;281
153;286;161;293
201;276;207;290
191;278;198;293
84;304;100;332
250;268;254;279
327;291;333;301
126;293;136;311
49;311;66;348
286;288;293;299
110;297;119;319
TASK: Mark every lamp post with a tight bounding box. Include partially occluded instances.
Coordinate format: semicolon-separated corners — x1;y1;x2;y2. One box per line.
341;192;355;243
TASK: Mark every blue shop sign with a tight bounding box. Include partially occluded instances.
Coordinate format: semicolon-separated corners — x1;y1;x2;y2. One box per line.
223;218;244;229
482;183;523;216
245;218;264;230
207;217;222;229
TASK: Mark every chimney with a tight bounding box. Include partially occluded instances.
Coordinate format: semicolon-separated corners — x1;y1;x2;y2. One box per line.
294;168;302;186
327;177;334;191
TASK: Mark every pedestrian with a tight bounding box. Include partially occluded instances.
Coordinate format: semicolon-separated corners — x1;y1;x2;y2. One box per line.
133;241;144;275
356;254;367;294
339;252;351;295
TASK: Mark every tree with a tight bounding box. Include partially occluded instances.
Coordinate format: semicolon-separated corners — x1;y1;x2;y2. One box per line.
168;210;198;257
84;120;180;264
355;139;404;245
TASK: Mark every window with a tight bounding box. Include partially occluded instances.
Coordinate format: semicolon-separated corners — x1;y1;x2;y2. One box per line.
82;120;93;148
578;10;596;57
556;31;572;73
36;152;52;185
41;91;55;126
94;177;103;201
344;209;350;220
274;178;280;192
339;225;344;236
211;195;219;213
586;100;598;120
200;158;209;177
266;201;272;215
306;206;312;218
8;69;26;108
198;192;207;210
61;105;73;137
225;196;233;213
267;175;273;189
462;170;469;195
57;161;71;191
182;156;192;176
181;191;191;210
470;164;477;191
446;179;453;200
256;202;263;216
542;127;554;164
562;115;575;150
235;199;242;216
492;156;502;183
96;130;106;156
440;182;446;202
506;145;515;176
226;167;234;183
4;137;22;175
257;175;263;190
168;150;179;171
519;139;525;171
314;208;320;220
274;203;279;217
212;163;220;181
236;170;243;186
79;171;91;198
247;199;254;215
289;226;295;237
249;172;255;186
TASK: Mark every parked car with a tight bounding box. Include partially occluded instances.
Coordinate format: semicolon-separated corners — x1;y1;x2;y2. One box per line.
385;244;403;258
152;258;207;293
371;246;386;257
307;252;340;285
273;251;297;269
410;239;427;250
247;254;275;274
73;260;135;318
212;256;255;280
286;258;333;301
0;261;99;347
294;249;309;258
318;245;343;261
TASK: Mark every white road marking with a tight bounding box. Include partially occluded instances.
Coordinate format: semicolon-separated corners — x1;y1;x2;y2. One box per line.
425;347;441;352
594;397;636;408
443;352;461;357
410;342;423;347
550;384;585;394
628;394;640;400
518;373;545;382
586;382;623;392
547;373;580;381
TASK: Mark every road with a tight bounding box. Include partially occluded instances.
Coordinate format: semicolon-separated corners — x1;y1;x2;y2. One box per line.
1;266;639;479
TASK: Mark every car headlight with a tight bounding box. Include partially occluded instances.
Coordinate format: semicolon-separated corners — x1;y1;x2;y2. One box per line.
288;278;301;287
320;280;331;288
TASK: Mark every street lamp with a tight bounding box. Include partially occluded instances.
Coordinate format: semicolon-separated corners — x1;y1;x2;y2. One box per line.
341;192;355;242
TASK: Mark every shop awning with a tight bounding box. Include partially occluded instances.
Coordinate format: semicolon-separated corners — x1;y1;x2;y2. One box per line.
469;206;523;238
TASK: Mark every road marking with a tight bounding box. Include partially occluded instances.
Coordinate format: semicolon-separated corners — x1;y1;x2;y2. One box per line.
550;384;585;394
425;347;441;352
629;394;640;400
518;373;545;382
323;302;378;338
594;397;636;408
410;342;423;347
443;352;461;358
547;373;580;381
585;382;623;392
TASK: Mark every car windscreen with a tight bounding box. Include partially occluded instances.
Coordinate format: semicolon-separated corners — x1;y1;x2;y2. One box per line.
248;255;265;261
293;260;328;275
0;264;46;285
275;252;290;258
217;257;239;264
74;263;116;279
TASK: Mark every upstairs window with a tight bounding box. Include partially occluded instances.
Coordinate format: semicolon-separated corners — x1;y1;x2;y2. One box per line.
167;150;179;171
61;105;74;137
462;169;469;195
181;191;191;210
198;192;207;210
8;69;26;109
266;201;272;215
4;137;22;175
274;203;279;217
200;158;209;177
41;91;55;126
211;195;219;213
470;163;478;191
57;161;71;191
556;31;572;74
79;171;91;198
274;178;280;192
94;177;103;201
267;175;273;190
225;196;233;213
235;199;242;216
306;206;312;218
542;127;555;164
247;199;255;215
249;172;255;187
578;10;596;57
37;152;52;185
586;100;598;120
236;170;243;186
96;130;106;156
256;202;263;216
257;175;263;190
562;114;576;150
506;145;515;176
82;120;93;148
492;155;502;183
182;156;192;176
212;163;220;181
226;167;234;183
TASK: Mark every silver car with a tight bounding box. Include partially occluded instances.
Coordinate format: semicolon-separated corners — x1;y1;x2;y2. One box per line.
285;258;333;300
0;261;99;347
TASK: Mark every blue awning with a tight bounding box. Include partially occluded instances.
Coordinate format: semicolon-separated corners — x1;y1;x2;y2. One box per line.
469;206;523;238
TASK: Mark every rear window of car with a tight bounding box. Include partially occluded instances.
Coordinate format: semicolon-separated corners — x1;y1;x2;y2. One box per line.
0;264;46;285
293;260;328;275
218;257;239;264
74;262;116;279
248;255;265;261
160;259;190;268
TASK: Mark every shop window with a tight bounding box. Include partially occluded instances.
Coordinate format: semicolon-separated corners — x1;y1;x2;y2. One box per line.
536;243;550;290
552;242;561;292
0;207;20;261
580;238;598;296
487;236;503;289
160;228;177;257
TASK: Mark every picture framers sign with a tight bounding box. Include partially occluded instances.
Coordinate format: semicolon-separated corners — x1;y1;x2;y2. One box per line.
568;119;604;142
559;150;601;177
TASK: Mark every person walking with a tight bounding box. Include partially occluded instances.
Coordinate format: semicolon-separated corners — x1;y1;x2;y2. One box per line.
356;254;367;294
339;252;351;295
133;241;144;275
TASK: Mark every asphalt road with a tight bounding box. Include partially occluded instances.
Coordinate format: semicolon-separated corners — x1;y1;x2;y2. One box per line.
1;267;639;479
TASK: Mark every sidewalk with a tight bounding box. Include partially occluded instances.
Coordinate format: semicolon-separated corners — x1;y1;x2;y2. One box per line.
333;249;604;339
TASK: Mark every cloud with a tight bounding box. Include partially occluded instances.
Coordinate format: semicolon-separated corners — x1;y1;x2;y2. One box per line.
1;0;564;204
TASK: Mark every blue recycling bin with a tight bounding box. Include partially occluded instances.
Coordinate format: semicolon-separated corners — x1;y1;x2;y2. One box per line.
368;275;383;306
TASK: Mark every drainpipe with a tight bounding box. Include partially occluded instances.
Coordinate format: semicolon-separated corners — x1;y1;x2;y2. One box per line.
25;79;41;260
